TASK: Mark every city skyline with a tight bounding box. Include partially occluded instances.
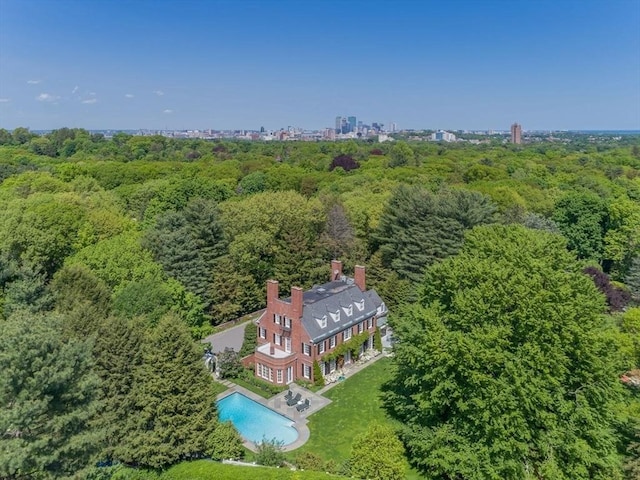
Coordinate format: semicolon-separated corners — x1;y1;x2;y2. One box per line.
0;0;639;131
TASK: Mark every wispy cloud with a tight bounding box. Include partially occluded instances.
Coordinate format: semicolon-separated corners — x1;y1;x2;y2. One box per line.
154;90;165;96
0;98;10;103
71;85;79;94
125;93;134;98
27;79;41;85
163;109;173;114
82;98;97;104
36;93;60;102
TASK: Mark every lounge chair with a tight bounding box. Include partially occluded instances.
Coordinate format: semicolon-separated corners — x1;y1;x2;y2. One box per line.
287;392;301;407
284;390;293;400
296;398;310;412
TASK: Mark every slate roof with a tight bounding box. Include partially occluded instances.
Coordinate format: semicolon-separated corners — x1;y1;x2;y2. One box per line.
297;280;381;343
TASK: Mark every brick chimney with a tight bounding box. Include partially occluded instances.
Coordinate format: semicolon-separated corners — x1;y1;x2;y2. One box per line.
354;265;366;291
291;286;304;318
331;259;343;281
267;280;279;307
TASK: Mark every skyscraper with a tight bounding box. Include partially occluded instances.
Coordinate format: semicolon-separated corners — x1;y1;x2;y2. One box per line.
510;123;522;144
348;116;357;133
335;116;343;134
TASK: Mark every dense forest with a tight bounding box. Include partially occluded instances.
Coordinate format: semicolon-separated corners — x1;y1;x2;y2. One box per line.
0;127;639;479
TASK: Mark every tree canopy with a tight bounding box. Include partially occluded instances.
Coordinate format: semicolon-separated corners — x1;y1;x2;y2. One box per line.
385;224;627;479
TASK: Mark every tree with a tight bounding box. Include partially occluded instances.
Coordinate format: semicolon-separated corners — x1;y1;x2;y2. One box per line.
117;314;219;468
217;348;242;379
349;423;405;480
0;310;100;478
206;421;244;461
373;185;495;282
625;256;640;304
389;141;415;167
329;154;360;172
583;266;630;312
552;191;609;261
385;225;625;479
93;316;146;463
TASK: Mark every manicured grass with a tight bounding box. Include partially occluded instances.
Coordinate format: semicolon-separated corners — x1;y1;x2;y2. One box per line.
211;379;229;397
160;460;347;479
292;357;424;479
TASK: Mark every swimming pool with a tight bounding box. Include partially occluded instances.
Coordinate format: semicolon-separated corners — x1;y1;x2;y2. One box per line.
217;392;299;445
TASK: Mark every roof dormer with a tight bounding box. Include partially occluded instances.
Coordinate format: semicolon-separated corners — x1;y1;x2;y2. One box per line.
355;299;365;311
329;309;340;322
342;304;353;317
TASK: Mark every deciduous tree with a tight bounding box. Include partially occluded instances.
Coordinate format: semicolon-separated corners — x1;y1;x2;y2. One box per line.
385;225;625;479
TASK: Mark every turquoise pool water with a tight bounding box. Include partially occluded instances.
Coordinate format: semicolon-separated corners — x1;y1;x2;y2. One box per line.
217;392;298;445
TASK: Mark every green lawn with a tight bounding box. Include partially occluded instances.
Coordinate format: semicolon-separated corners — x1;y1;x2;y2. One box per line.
211;379;229;397
293;357;423;479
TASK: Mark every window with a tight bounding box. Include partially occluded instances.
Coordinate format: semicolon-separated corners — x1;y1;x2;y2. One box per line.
257;363;272;381
259;327;267;339
287;366;293;383
329;335;336;349
277;369;283;383
367;317;373;329
316;315;327;328
343;328;352;341
355;299;365;311
284;337;291;353
284;317;291;329
274;333;282;346
303;363;311;379
329;310;340;322
318;342;325;354
342;305;353;316
358;322;364;333
302;343;311;356
274;314;281;324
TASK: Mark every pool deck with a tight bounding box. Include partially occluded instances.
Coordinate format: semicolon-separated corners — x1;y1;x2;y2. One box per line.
215;351;387;452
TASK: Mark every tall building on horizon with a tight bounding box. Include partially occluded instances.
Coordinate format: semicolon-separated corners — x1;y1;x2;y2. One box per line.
510;122;522;144
347;116;356;133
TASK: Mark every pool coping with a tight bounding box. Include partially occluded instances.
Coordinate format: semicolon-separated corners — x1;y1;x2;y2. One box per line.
214;352;386;452
216;383;326;452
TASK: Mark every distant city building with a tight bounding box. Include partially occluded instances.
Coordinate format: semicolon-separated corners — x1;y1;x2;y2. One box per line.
389;122;397;132
430;130;456;142
511;123;522;144
335;116;343;134
347;116;357;133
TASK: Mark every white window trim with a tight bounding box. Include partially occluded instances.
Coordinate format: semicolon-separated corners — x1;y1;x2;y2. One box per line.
274;314;281;324
318;342;325;354
343;328;352;341
284;337;291;353
259;327;267;339
329;335;336;348
303;343;311;356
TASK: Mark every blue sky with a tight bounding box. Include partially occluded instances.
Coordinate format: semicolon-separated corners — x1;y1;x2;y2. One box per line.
0;0;638;131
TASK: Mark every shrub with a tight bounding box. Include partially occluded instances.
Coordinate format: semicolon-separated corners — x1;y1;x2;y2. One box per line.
207;421;244;461
374;327;382;351
295;451;325;472
312;361;324;387
239;322;257;358
255;438;285;467
217;348;242;379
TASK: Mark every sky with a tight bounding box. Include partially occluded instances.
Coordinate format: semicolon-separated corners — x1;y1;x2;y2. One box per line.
0;0;639;131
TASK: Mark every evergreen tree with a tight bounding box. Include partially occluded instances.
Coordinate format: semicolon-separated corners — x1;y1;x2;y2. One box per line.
626;256;640;304
0;310;100;478
118;314;219;468
373;185;495;282
93;316;146;463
